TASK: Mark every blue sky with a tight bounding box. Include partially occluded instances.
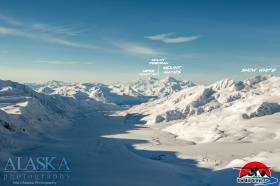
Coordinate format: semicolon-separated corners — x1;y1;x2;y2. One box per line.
0;0;279;84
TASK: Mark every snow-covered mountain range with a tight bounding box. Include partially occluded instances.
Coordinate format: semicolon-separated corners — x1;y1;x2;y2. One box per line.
4;75;280;146
120;75;280;144
2;75;280;146
1;75;280;185
28;76;195;106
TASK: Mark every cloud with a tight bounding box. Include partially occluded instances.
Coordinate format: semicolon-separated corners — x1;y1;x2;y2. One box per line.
35;60;95;65
0;14;23;26
0;27;20;34
85;62;95;65
31;23;81;36
145;33;200;44
44;36;98;49
0;14;100;49
115;42;162;56
35;60;78;65
0;26;99;49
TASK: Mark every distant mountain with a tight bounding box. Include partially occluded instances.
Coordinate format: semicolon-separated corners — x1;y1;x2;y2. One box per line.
28;77;195;106
28;81;148;106
121;75;280;144
111;76;195;98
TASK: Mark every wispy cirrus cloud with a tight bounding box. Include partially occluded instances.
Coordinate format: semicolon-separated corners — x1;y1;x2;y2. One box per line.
0;26;99;49
35;60;79;65
114;42;162;56
145;33;200;44
0;14;23;26
0;14;100;49
0;27;20;34
31;23;81;36
35;60;95;65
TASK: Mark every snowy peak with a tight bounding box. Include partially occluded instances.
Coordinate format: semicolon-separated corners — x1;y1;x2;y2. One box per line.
0;80;34;96
163;76;178;82
244;75;272;86
210;78;245;91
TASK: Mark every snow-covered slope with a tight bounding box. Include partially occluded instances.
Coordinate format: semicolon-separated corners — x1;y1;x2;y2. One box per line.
0;79;118;150
120;75;280;144
29;77;195;106
0;79;85;152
